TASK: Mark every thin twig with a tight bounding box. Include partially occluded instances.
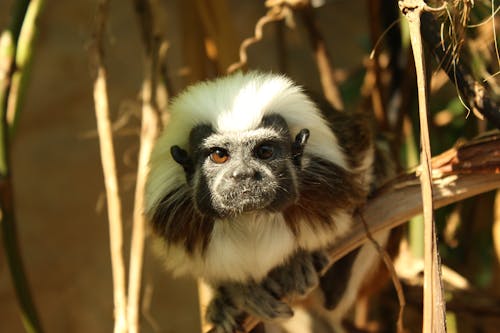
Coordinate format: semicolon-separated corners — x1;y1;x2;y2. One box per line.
358;211;406;333
90;1;128;332
226;3;291;73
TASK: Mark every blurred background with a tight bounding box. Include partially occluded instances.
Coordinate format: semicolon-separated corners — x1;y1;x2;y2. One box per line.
0;0;499;332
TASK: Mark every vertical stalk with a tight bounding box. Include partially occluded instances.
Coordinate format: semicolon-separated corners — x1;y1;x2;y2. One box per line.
129;2;164;331
0;1;45;332
399;1;448;332
91;1;128;332
127;55;161;333
6;0;45;134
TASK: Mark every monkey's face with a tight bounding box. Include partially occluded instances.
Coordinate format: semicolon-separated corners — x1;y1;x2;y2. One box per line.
172;114;308;218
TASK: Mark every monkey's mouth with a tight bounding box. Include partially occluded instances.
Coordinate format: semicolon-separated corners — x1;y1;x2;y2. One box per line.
215;187;276;216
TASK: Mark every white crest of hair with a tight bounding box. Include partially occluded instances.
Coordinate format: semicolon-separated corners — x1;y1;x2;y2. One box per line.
146;71;347;215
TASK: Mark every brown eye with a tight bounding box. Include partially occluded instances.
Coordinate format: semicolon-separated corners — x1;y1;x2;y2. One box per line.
210;148;230;164
255;144;275;160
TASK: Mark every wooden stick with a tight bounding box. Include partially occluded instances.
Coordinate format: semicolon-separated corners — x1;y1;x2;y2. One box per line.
91;1;128;332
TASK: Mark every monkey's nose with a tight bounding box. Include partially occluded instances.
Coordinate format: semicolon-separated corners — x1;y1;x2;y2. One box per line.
231;166;261;180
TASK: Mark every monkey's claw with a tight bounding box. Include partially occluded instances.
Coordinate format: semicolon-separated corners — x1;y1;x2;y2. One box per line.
206;291;244;333
206;281;294;332
264;250;329;300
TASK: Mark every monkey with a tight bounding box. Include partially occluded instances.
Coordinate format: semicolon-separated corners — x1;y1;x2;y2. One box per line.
145;72;392;333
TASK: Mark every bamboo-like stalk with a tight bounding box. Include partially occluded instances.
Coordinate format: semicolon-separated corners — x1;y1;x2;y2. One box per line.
91;1;128;333
128;73;160;333
399;2;448;332
128;2;163;332
6;0;44;134
0;1;45;332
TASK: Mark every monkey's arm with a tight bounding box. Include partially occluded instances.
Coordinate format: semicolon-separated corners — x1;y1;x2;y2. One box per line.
206;249;330;333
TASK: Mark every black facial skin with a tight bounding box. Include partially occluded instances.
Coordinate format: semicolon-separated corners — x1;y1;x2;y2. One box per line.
170;114;310;218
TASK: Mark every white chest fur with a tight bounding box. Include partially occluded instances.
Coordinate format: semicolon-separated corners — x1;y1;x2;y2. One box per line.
160;212;346;284
203;213;296;283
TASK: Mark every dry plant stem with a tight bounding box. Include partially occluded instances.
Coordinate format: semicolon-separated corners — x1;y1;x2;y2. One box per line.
94;63;129;333
128;74;160;333
6;0;44;134
400;1;448;332
128;2;161;332
299;5;344;110
358;212;406;333
91;1;128;332
0;1;45;332
226;5;289;73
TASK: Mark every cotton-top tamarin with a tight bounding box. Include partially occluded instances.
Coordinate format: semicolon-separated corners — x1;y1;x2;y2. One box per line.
145;72;391;333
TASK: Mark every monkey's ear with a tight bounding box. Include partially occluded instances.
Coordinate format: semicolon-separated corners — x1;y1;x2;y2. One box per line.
292;129;310;166
171;145;193;175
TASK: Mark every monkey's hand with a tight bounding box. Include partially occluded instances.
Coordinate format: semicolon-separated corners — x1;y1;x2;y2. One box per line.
206;250;329;332
206;281;293;333
264;249;330;300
